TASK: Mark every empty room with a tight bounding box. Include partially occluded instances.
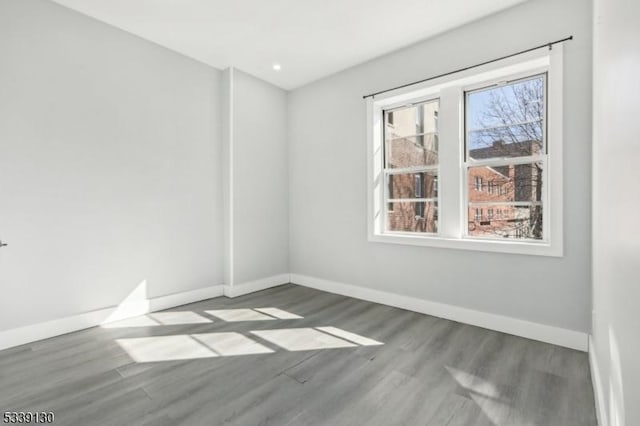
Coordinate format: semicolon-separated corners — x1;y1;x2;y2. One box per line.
0;0;638;425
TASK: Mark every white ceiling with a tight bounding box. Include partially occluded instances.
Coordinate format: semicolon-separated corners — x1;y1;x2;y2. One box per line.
51;0;526;90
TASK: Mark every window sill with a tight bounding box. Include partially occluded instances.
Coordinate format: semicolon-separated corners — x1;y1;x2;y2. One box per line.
369;232;562;257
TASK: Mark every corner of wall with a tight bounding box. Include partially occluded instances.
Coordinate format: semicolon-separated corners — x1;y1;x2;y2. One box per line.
221;67;235;288
589;336;609;426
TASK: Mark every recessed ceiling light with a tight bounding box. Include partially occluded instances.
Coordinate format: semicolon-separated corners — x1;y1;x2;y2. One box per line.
272;64;281;71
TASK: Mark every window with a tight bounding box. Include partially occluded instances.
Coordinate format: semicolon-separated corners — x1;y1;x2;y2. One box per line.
415;104;425;146
466;74;545;240
383;99;439;234
414;173;425;217
474;176;483;191
368;46;563;256
387;174;394;211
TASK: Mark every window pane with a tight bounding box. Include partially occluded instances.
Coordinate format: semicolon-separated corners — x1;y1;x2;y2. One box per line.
386;134;438;168
467;161;543;240
386;171;438;201
385;100;439;168
468;203;543;240
466;75;545;160
387;201;437;233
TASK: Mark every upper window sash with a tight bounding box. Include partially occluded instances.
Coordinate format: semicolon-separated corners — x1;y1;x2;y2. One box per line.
464;73;548;163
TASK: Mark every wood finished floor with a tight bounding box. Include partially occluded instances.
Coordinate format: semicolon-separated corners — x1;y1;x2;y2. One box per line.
0;284;597;426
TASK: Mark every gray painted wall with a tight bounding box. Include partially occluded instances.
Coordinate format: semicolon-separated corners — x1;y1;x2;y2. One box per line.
229;69;289;284
0;0;224;331
288;0;593;332
592;0;640;423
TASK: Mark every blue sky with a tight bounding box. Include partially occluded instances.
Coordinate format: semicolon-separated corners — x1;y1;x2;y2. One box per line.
466;76;544;150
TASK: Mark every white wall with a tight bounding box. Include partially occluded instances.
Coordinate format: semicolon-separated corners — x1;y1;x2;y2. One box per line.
224;69;289;286
288;0;593;333
0;0;224;331
591;0;640;424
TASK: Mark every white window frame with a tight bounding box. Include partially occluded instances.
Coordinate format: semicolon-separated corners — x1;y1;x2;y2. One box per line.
367;45;563;257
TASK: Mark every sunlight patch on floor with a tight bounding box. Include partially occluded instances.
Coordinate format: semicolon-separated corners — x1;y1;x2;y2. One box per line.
112;307;384;362
116;335;217;362
150;311;212;325
254;307;303;319
192;332;274;356
102;307;303;328
116;332;275;362
103;311;212;328
205;309;276;322
250;328;358;351
103;315;161;328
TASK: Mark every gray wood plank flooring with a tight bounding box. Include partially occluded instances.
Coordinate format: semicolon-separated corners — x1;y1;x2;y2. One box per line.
0;284;597;425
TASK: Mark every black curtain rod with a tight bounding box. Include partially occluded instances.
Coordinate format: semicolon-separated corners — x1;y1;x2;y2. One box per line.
362;35;573;99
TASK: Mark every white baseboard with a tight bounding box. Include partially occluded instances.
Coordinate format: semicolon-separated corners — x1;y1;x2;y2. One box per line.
0;285;224;351
589;336;608;426
224;274;290;298
290;274;588;351
150;285;224;312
